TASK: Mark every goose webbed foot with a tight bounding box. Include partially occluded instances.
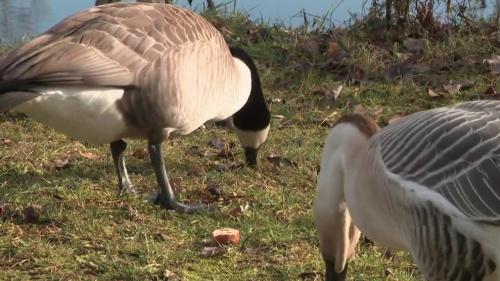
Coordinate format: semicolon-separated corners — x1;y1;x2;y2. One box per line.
119;180;137;195
154;192;214;214
110;139;137;195
148;141;214;214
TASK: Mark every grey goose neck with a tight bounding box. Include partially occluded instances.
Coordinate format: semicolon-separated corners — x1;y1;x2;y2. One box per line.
229;47;270;132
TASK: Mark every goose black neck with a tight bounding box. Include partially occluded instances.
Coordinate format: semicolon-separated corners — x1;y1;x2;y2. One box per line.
230;47;270;131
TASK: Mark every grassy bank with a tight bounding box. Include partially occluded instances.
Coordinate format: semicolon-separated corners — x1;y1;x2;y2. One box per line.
0;6;499;281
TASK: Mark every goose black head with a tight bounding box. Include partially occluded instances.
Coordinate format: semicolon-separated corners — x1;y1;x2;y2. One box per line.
229;47;271;167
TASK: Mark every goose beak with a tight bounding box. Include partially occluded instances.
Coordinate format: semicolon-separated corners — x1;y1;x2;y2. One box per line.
325;259;348;281
244;147;258;167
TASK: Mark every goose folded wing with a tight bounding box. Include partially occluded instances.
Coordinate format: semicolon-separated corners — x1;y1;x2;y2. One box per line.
373;100;500;224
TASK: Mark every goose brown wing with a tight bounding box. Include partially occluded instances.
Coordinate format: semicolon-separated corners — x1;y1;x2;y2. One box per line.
0;3;224;90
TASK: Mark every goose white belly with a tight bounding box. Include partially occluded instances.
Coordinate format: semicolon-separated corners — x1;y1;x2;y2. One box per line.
12;86;127;144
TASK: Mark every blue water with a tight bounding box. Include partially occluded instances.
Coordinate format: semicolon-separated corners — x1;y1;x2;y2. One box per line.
0;0;497;42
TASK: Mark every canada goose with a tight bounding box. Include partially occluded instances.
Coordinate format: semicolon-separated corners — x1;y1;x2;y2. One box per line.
0;3;271;213
314;101;500;280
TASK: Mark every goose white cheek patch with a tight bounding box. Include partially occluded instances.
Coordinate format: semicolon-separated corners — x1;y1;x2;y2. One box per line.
235;125;270;149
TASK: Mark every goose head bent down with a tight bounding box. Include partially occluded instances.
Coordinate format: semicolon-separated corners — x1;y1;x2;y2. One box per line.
314;101;500;280
314;114;379;281
0;3;271;213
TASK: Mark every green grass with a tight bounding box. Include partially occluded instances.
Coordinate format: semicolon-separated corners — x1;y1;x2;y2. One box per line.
1;9;499;281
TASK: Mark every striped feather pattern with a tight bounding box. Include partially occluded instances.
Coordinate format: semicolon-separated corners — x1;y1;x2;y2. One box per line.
372;100;500;224
0;3;229;89
404;201;496;280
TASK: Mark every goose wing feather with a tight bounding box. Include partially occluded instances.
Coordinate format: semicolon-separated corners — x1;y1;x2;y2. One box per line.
372;100;500;224
0;3;224;91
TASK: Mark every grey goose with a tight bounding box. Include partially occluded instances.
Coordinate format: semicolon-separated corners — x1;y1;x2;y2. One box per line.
0;3;271;213
314;101;500;280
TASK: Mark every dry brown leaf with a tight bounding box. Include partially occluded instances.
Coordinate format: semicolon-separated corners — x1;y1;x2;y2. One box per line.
299;271;322;279
187;166;205;177
207;184;222;197
23;205;42;223
443;82;461;95
79;151;98;160
132;148;148;160
163;269;177;279
208;138;226;149
1;138;12;146
54;158;72;170
326;41;341;58
395;52;412;63
156;232;174;242
266;154;297;168
427;88;442;97
201;246;227;257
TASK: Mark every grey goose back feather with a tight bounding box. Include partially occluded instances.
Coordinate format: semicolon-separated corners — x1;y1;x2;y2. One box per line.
372;100;500;224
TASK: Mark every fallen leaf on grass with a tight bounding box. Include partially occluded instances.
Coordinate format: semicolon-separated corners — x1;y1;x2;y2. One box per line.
163;269;177;279
215;149;235;160
23;205;42;223
1;138;12;146
299;271;322;280
187;166;205;177
132;148;148;160
395;52;412;63
266;154;297;168
443;82;461;95
208;138;226;149
156;232;174;242
212;163;228;173
427;88;442;97
127;207;142;221
188;145;206;157
326;41;340;58
385;268;394;276
313;88;336;108
201;246;227;257
227;202;250;219
242;246;267;254
383;249;396;260
271;97;284;104
53;158;72;170
207;184;222;198
79;151;98;160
